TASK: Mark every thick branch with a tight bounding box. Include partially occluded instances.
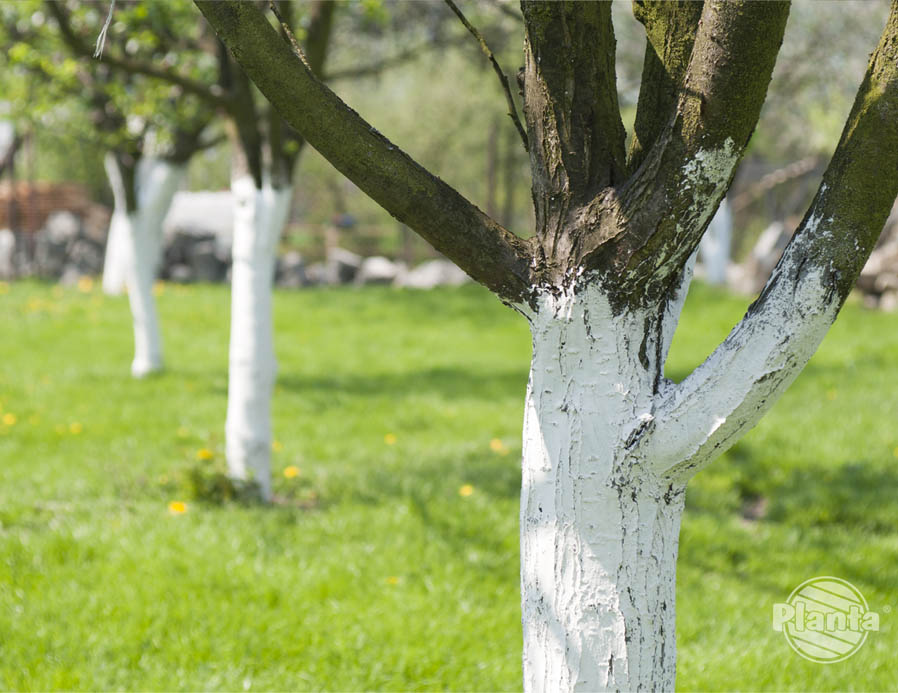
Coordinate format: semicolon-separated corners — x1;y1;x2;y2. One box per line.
521;1;628;269
195;0;534;303
646;2;898;481
627;1;704;172
45;1;224;108
580;1;790;308
443;0;528;152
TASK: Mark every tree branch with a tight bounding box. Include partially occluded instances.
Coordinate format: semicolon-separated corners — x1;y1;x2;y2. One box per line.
323;39;450;81
45;0;225;108
443;0;528;152
646;2;898;482
579;1;790;308
521;1;628;270
195;0;534;303
627;1;703;172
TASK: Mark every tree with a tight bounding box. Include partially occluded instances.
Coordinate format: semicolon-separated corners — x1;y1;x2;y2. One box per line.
213;1;898;688
47;0;338;500
1;1;215;377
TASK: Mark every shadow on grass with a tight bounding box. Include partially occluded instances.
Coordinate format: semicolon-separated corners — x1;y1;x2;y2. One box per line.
683;438;898;596
277;366;528;404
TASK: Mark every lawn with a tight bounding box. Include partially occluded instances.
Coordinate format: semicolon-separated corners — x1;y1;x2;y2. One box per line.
0;279;897;691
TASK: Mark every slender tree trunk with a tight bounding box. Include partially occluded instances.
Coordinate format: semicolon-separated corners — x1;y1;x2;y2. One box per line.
225;175;292;501
103;154;184;377
520;280;689;692
102;157;184;295
699;198;732;286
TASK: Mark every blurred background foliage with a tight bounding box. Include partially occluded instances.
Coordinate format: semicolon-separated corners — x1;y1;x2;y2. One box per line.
0;0;891;260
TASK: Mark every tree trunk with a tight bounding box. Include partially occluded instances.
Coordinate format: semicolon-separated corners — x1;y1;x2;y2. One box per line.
699;198;732;286
103;155;184;377
102;157;184;296
520;282;686;692
225;175;292;501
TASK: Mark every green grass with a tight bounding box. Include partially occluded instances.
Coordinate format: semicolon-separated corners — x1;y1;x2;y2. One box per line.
0;279;897;691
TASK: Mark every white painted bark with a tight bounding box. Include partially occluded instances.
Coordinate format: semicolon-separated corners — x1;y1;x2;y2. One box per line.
225;175;292;501
699;198;732;286
101;210;130;295
520;283;685;693
102;156;184;295
103;155;185;377
648;199;842;481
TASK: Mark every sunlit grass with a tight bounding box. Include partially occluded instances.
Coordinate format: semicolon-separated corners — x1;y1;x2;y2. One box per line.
0;280;896;691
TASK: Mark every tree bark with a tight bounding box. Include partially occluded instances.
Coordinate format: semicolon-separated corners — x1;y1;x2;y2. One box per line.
103;154;184;377
225;175;292;501
520;283;684;691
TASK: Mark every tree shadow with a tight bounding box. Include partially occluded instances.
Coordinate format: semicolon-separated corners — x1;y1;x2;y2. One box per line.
276;366;528;405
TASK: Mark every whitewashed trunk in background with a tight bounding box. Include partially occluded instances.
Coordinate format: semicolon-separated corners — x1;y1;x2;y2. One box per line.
103;156;185;377
101;210;130;295
699;198;732;286
520;283;685;693
225;176;292;501
102;156;184;295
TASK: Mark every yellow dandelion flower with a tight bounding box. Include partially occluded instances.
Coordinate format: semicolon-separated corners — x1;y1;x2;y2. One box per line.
458;484;474;497
77;276;94;293
168;501;188;515
196;448;214;461
283;465;300;479
153;281;165;296
2;413;16;426
384;433;397;445
271;439;283;452
386;576;400;585
69;422;83;435
176;426;190;438
489;438;509;455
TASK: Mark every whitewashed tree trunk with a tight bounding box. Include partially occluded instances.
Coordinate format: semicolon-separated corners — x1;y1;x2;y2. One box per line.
101;210;130;295
225;175;292;501
520;282;685;692
102;156;184;295
103;155;185;377
699;198;732;286
518;194;847;691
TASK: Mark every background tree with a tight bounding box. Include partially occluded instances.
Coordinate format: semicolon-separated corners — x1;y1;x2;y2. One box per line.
198;0;898;689
1;1;216;377
48;0;337;500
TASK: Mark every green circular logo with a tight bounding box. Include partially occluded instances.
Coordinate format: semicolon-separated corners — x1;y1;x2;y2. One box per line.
774;576;879;663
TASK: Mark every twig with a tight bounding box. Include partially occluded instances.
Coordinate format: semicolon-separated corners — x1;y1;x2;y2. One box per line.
268;0;310;70
93;0;116;59
325;37;458;81
443;0;529;152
